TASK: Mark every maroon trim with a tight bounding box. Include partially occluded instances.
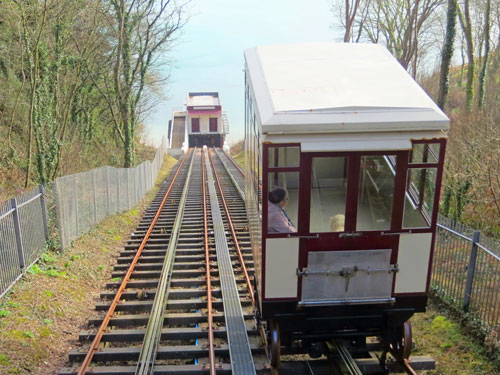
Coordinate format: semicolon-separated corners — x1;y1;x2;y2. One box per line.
391;153;409;230
264;297;298;302
412;139;441;144
426;139;447;292
262;144;269;299
267;167;301;172
407;162;439;168
394;292;427;296
267;142;301;147
345;155;360;231
187;105;222;111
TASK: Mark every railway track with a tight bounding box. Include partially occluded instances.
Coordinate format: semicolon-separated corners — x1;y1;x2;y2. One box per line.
59;148;268;375
58;147;427;375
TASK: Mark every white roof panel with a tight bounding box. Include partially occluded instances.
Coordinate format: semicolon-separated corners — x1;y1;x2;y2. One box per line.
187;92;220;107
244;43;449;134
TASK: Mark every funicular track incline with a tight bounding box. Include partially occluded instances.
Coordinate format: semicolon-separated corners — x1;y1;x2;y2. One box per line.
59;148;269;375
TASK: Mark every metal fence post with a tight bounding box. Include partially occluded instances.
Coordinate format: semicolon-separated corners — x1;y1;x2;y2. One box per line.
10;198;25;269
38;185;49;241
74;175;79;233
127;169;131;209
106;167;111;214
463;230;481;312
92;169;97;224
53;180;66;250
116;169;120;212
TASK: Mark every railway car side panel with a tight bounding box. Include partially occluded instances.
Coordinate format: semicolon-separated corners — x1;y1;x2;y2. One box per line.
395;233;433;294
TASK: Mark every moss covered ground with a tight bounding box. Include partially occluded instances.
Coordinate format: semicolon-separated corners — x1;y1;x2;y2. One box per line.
411;302;498;374
0;154;177;375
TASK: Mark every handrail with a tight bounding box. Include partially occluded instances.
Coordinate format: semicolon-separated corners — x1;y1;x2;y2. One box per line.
437;223;500;261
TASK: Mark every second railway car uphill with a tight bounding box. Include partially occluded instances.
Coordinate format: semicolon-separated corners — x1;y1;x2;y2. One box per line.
243;42;449;370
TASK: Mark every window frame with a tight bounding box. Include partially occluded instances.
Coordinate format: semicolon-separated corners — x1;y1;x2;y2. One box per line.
263;143;301;238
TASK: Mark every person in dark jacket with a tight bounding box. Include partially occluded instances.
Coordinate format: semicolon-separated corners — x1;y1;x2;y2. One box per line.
268;187;296;233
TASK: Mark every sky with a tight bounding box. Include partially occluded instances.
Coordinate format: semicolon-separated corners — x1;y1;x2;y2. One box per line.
144;0;340;146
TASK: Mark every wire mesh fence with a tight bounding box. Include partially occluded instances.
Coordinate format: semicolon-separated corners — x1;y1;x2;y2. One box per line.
55;139;166;249
0;186;49;298
432;214;500;338
0;139;166;298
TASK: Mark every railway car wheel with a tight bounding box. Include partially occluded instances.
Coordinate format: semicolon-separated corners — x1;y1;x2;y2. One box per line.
269;320;281;373
390;320;412;361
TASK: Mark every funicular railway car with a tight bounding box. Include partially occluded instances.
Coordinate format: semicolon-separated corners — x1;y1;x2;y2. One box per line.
186;91;226;147
243;43;449;371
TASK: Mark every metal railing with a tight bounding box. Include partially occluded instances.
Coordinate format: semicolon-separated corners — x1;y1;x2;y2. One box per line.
0;186;49;298
55;139;166;249
0;138;166;298
432;214;500;337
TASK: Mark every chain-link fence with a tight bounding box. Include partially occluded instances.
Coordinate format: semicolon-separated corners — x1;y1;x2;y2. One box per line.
432;214;500;340
0;186;49;298
0;139;166;298
55;139;166;249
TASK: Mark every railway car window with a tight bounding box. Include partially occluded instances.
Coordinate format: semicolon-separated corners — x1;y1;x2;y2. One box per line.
357;155;396;231
191;118;200;133
209;118;218;132
268;147;300;167
410;143;440;164
310;157;347;232
403;168;437;228
267;172;299;233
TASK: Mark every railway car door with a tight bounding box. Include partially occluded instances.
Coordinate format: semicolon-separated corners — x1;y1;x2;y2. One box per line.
297;152;404;306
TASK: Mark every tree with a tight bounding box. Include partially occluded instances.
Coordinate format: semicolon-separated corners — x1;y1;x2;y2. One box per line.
342;0;362;42
437;0;457;109
99;0;187;167
457;0;474;111
331;0;446;77
477;0;491;108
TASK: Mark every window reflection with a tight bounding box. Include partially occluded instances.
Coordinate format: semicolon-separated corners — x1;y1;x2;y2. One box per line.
403;168;437;228
410;143;440;164
357;155;395;231
310;157;347;232
268;147;300;167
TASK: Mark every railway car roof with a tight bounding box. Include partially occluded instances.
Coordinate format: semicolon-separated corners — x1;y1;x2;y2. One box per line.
244;43;449;141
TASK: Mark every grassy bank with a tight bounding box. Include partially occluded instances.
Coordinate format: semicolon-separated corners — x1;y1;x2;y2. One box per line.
0;154;177;375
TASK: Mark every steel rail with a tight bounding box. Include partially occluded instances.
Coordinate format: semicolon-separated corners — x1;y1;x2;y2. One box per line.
214;149;245;201
402;359;418;375
202;150;217;375
76;149;191;375
208;149;255;305
221;148;245;177
136;148;196;374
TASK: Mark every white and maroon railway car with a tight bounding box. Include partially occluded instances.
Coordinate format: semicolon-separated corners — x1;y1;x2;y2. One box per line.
243;43;449;366
186;92;226;147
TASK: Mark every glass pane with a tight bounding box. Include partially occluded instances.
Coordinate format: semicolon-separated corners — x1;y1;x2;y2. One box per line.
310;157;347;232
410;143;440;164
268;146;300;167
267;172;299;233
403;168;437;228
357;155;396;231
